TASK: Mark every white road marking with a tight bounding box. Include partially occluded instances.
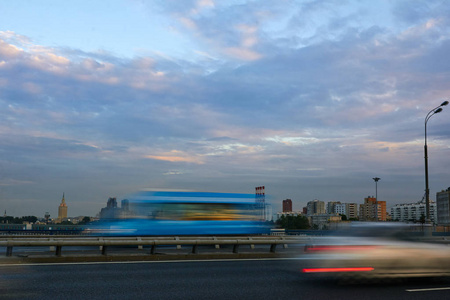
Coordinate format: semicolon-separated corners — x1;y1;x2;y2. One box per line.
406;287;450;292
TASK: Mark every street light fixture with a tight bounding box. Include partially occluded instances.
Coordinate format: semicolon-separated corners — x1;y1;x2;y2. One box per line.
373;177;380;200
424;100;448;222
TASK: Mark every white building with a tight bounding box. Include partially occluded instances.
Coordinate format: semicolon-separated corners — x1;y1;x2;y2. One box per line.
326;202;358;219
327;202;341;214
391;199;437;224
335;203;346;215
275;211;304;221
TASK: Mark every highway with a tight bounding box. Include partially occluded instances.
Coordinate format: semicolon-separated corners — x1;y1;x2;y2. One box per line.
2;258;450;299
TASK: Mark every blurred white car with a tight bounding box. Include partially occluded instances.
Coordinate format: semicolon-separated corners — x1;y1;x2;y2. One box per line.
300;223;450;282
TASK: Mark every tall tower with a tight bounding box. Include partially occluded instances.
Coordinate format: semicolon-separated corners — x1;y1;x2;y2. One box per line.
57;193;68;223
255;186;266;220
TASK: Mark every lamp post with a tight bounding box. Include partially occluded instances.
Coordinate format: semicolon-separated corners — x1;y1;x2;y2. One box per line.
373;177;380;200
372;177;380;221
424;100;448;222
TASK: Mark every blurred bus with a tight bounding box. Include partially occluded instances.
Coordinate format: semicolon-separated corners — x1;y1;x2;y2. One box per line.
88;191;271;236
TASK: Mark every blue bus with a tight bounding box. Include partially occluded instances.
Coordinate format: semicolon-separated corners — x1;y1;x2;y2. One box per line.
88;191;271;236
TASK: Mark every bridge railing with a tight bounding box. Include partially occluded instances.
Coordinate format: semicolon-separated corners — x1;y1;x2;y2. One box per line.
0;236;311;257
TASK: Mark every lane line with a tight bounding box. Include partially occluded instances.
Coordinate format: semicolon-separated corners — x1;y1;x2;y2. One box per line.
0;257;298;267
406;287;450;292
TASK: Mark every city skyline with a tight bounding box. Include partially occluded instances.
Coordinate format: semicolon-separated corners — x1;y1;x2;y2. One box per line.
1;1;450;217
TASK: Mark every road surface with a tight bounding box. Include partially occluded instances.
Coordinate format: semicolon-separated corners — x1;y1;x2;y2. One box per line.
2;258;450;299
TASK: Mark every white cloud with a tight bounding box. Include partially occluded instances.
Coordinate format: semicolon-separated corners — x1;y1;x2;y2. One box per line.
0;38;23;58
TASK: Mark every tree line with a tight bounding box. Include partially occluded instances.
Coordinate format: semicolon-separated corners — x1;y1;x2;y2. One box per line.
276;215;310;230
0;216;38;224
0;216;92;225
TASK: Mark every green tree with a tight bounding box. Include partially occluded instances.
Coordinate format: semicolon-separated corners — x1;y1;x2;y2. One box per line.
1;216;38;224
276;215;310;230
419;214;426;225
21;216;38;223
0;216;14;223
78;216;92;225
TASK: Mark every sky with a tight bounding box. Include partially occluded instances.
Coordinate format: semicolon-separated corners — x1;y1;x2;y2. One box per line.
1;0;450;218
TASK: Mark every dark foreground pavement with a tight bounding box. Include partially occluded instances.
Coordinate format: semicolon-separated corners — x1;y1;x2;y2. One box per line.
2;258;450;300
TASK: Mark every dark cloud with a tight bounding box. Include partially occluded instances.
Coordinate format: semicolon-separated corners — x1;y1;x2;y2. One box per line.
205;136;238;142
392;0;446;25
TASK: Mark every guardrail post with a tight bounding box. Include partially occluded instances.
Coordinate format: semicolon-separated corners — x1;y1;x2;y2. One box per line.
150;245;156;255
137;237;143;250
248;237;255;249
192;244;198;254
282;237;288;249
55;246;62;256
102;246;107;256
213;237;220;249
6;246;13;257
233;244;239;253
270;244;277;253
49;238;55;252
175;236;181;250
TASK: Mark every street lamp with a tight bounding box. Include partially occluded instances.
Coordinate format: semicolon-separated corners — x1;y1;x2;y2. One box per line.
373;177;380;200
424;100;448;222
372;177;380;221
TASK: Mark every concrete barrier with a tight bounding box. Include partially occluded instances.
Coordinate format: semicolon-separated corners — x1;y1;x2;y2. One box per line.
0;236;309;257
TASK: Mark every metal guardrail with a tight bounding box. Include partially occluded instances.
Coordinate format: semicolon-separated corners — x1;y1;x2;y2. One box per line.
2;235;447;258
0;236;310;257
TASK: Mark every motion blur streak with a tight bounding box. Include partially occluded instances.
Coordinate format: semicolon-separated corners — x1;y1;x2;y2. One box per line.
302;268;375;273
87;191;271;236
304;245;379;252
299;223;450;281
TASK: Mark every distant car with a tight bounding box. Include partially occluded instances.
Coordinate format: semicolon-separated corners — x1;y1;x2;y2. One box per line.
299;223;450;282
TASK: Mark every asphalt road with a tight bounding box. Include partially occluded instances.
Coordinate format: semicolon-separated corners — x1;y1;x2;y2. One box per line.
1;258;450;300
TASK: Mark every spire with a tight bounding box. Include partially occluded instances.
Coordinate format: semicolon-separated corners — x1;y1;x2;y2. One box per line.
60;193;67;207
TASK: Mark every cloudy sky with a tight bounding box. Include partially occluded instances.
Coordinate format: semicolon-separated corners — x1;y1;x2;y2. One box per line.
1;0;450;218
